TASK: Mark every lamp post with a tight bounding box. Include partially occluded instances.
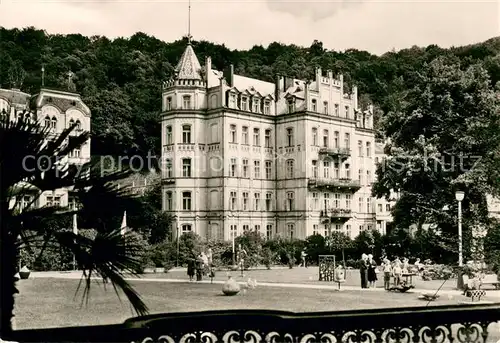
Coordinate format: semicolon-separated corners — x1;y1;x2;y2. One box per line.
455;190;465;290
455;191;464;268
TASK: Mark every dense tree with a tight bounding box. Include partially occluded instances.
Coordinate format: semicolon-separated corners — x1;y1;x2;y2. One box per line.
1;27;499;159
372;57;500;262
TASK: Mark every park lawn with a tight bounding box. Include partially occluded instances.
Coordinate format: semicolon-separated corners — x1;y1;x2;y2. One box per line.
14;278;471;330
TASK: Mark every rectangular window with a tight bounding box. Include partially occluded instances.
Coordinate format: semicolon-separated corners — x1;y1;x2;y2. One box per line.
266;224;273;240
253;99;259;112
346;224;351;238
254;160;261;179
312;192;319;209
334;104;339;116
359;197;364;213
182;125;191;143
312;160;318;178
324;193;330;211
242;126;249;144
264;101;270;114
254;193;261;211
287;192;295;211
254;224;261;233
334;193;340;208
253;128;260;146
286;160;294;178
367;170;371;184
230;191;237;210
345;163;351;179
242;159;249;178
166;97;172;111
286;128;294;146
230;124;237;143
165;126;172;144
358;169;363;183
183;95;191;109
334;163;339;179
366;142;371;157
313;224;318;235
266;192;272;211
323;161;330;178
345;194;352;209
265;160;272;179
386;204;391;212
344;133;350;149
229;94;236;108
182;191;192;210
323;101;328;114
323;130;329;148
230;225;237;239
165;159;173;178
230;158;237;177
166;192;173;210
345;105;349;118
334;131;339;148
312;128;318;145
182;158;191;177
241;97;249;111
243;225;249;232
243;192;249;210
358;140;363;156
264;129;271;148
378;204;382;213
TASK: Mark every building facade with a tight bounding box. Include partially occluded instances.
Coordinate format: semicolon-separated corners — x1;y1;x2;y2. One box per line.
1;87;91;211
161;43;378;241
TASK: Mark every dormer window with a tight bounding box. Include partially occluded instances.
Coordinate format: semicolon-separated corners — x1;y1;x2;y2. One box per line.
311;99;317;112
263;101;270;115
241;97;249;111
229;93;236;108
182;95;191;109
253;99;259;113
166;97;172;111
323;101;328;114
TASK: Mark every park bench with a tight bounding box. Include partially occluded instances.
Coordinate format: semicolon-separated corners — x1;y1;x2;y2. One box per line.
465;289;486;301
480;274;500;290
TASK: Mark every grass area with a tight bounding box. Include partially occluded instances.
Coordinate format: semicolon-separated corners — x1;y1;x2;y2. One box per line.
145;267;460;291
13;278;486;330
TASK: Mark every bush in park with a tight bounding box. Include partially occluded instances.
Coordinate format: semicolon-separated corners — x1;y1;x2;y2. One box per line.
206;240;233;268
235;230;265;269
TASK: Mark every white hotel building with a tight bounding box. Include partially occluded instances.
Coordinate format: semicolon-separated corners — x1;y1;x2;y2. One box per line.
161;42;379;241
1;87;91;211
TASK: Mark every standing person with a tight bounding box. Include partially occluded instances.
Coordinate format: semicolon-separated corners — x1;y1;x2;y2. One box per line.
392;257;402;287
367;254;378;288
187;253;196;282
195;252;204;281
382;257;392;290
359;254;369;289
301;249;308;268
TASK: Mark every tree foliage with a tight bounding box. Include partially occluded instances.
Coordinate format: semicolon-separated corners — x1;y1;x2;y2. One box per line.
2;28;500;157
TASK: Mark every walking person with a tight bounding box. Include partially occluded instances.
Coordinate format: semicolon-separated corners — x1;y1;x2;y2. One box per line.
382;257;392;290
195;252;204;281
367;254;378;288
359;254;369;289
301;249;308;268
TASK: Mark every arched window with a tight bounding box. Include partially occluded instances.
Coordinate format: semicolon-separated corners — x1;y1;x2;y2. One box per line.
44;116;51;127
75;120;82;131
50;116;57;129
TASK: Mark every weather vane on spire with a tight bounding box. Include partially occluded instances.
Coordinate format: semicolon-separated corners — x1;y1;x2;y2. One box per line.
187;0;192;43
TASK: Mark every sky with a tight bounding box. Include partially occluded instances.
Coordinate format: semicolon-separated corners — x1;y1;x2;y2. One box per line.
1;0;499;55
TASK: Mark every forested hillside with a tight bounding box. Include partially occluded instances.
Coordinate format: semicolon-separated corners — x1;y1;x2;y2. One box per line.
1;27;499;158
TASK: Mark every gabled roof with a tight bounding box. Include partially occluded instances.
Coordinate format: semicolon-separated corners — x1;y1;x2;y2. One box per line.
174;44;202;80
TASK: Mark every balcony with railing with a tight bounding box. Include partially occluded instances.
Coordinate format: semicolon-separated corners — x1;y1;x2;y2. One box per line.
318;147;350;160
308;178;361;192
8;304;500;343
321;208;353;223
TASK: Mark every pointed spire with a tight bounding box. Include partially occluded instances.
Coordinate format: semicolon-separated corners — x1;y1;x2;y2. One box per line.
175;44;202;80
